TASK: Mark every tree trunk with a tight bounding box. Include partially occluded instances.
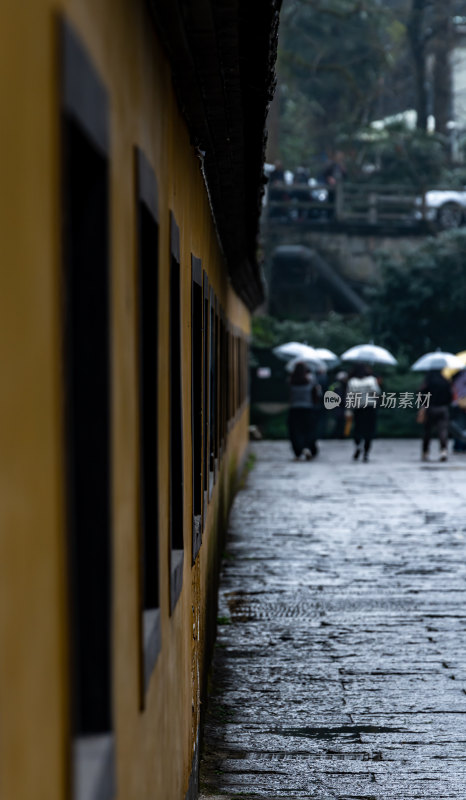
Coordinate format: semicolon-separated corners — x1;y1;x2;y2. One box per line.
407;0;429;131
432;0;453;137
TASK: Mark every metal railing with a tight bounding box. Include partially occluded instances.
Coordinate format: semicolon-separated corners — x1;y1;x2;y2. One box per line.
266;182;429;228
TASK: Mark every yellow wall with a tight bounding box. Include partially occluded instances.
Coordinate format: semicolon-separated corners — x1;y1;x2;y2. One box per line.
0;1;251;799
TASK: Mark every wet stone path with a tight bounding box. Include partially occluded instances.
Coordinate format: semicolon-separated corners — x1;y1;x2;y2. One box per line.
199;439;466;800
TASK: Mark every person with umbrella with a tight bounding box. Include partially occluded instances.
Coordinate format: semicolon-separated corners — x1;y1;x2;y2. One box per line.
419;371;452;462
347;364;381;462
316;364;329;440
288;361;321;461
451;369;466;453
442;351;466;453
328;370;349;438
340;343;397;461
411;351;460;461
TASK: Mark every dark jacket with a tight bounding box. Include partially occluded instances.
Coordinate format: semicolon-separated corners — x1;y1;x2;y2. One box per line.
421;372;453;407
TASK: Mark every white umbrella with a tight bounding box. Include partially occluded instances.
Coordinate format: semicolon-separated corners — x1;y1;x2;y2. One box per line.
314;347;340;366
285;354;326;373
411;350;465;371
273;342;311;361
340;343;397;366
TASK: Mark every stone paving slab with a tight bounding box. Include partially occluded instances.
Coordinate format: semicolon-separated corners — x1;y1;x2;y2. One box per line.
199;440;466;799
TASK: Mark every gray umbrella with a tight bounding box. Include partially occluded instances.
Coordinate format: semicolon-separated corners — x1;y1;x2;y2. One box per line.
411;351;465;371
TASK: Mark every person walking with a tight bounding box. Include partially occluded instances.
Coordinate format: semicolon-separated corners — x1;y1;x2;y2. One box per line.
420;370;453;461
268;160;288;220
329;370;348;438
451;369;466;453
315;365;329;440
319;151;347;219
347;365;381;462
288;362;321;460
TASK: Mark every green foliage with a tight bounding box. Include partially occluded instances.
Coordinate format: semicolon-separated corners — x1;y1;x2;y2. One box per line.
278;0;402;164
237;453;257;490
253;227;466;439
276;0;462;183
278;87;317;167
376;370;423;438
252;311;371;353
357;122;448;187
253;230;466;439
440;164;466;189
370;229;466;362
250;406;288;440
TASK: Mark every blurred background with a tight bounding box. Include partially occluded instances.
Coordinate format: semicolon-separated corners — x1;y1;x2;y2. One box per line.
252;0;466;439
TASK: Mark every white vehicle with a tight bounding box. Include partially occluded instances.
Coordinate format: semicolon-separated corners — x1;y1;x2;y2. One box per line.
415;189;466;229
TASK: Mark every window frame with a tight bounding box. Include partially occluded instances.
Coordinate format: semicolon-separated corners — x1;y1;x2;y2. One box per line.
202;271;210;525
169;212;184;614
135;147;161;701
61;18;115;800
191;255;203;563
208;286;215;499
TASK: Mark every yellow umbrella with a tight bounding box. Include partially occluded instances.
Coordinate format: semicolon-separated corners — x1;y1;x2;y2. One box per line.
442;351;466;380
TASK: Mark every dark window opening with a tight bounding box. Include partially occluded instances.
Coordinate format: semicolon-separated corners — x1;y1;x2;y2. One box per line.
62;21;114;800
223;320;228;440
202;272;209;514
231;333;236;418
226;328;231;425
169;213;183;612
214;304;220;465
64;111;112;740
209;289;216;485
240;338;245;407
136;149;160;698
233;333;237;418
219;313;226;455
238;338;242;408
191;256;203;562
237;336;240;411
245;339;250;404
61;19;113;767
